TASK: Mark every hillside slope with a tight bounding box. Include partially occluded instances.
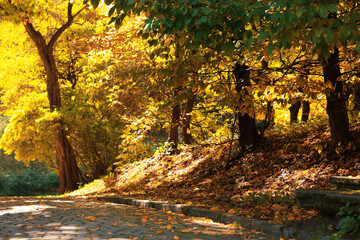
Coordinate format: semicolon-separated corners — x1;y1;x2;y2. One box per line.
70;122;360;224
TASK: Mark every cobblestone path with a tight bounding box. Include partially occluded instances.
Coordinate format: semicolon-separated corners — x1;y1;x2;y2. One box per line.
0;197;277;240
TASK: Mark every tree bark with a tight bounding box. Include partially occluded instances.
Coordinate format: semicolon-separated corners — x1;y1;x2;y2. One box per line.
233;63;260;149
289;101;301;123
22;2;84;193
353;82;360;111
301;101;310;122
168;87;182;154
322;47;351;150
181;93;196;144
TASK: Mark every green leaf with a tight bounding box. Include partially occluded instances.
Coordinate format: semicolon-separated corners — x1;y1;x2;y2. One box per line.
357;44;360;53
165;19;173;28
195;31;202;40
323;28;334;43
127;0;136;5
175;19;183;30
327;4;338;12
90;0;100;8
258;30;269;41
198;16;208;25
296;6;305;18
318;7;328;19
342;26;351;37
105;0;114;5
108;6;116;17
109;16;117;24
266;44;276;56
115;18;121;29
191;9;198;17
185;17;192;26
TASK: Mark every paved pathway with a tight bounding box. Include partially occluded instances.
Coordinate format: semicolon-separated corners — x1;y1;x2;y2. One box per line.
0;197;277;240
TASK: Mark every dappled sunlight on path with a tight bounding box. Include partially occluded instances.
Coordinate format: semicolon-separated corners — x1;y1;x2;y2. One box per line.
0;197;275;239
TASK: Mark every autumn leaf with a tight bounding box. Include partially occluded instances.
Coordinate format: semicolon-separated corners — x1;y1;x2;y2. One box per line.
141;215;149;222
160;225;173;229
126;223;138;227
27;216;33;221
37;225;45;228
87;226;99;231
110;222;118;226
210;206;221;211
83;216;96;221
228;209;236;214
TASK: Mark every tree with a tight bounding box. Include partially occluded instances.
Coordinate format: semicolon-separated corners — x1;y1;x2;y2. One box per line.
0;1;87;192
261;1;360;150
233;63;260;149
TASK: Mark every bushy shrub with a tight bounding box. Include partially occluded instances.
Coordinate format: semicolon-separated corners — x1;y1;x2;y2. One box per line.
0;157;59;196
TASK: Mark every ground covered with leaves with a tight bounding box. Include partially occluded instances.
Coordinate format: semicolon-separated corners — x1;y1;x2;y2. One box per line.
70;122;360;235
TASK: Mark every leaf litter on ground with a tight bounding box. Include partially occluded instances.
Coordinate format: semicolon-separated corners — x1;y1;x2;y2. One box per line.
69;122;360;234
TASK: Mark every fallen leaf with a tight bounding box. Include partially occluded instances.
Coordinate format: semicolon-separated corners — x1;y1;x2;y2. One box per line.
88;226;99;231
51;225;55;230
96;213;104;216
228;209;236;214
27;216;33;221
156;231;163;234
126;223;138;227
37;225;45;228
83;216;96;221
210;206;223;212
141;215;149;222
173;236;180;240
26;226;33;229
110;222;117;226
160;225;173;229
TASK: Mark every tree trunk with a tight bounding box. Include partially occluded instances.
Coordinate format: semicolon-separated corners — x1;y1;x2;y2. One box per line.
55;123;80;192
233;63;260;149
301;101;310;122
168;87;182;154
289;101;301;123
181;93;196;144
23;3;82;193
322;47;351;150
353;82;360;111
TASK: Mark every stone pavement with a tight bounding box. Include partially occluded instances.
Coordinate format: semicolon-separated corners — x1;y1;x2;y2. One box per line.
0;197;277;240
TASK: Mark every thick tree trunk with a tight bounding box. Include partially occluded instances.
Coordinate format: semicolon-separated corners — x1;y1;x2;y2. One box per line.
55;123;80;192
289;101;301;123
168;87;182;154
233;63;260;149
322;48;351;150
181;93;196;144
23;3;82;193
301;101;310;122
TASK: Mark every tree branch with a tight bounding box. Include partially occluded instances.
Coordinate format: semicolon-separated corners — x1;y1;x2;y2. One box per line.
48;2;87;50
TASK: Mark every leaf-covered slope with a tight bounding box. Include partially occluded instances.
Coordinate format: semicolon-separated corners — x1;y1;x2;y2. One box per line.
70;122;360;223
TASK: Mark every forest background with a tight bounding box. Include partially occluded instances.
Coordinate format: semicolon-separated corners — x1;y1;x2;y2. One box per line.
0;0;359;225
